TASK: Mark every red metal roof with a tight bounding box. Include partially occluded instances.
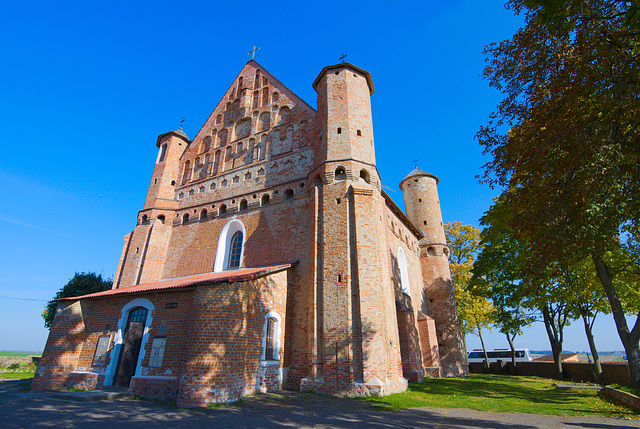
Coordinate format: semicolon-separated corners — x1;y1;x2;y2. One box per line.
57;263;294;301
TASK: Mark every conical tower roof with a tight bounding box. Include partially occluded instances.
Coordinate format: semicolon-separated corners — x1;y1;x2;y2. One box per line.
156;128;190;147
399;167;439;188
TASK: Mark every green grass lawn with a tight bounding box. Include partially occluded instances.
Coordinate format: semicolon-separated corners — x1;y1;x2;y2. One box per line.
364;374;639;419
0;352;40;357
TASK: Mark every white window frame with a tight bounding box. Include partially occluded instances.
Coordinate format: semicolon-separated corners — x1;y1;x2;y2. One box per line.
260;311;282;363
213;219;246;272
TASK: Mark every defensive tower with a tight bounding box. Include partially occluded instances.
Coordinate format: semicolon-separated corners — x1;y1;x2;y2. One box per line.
400;168;468;376
305;63;406;395
113;129;189;289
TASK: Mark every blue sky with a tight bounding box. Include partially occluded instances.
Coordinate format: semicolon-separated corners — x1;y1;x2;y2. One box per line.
0;0;626;353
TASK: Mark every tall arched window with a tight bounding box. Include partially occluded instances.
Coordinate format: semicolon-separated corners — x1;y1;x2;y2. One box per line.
227;231;243;269
265;317;276;360
398;247;411;295
261;311;282;362
213;219;246;272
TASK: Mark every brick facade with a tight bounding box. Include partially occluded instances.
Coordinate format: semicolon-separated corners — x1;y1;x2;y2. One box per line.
33;60;467;405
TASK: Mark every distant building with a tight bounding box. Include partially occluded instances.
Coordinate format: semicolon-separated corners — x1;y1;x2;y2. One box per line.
532;353;580;363
33;60;467;406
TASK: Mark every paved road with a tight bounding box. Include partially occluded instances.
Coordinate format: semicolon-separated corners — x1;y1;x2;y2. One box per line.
1;379;638;428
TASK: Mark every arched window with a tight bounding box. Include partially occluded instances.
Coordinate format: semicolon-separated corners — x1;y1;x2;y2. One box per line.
182;214;189;225
200;209;208;221
398;247;411;295
182;161;192;185
284;189;294;201
239;199;248;211
157;143;167;163
261;194;270;206
227;231;243;269
213;219;246;272
359;169;371;184
335;167;346;181
261;311;282;361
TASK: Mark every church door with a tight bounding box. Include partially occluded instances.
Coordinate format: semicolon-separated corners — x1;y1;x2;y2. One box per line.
114;307;148;387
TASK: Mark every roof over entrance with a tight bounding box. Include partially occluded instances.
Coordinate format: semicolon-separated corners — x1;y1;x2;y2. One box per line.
57;263;295;301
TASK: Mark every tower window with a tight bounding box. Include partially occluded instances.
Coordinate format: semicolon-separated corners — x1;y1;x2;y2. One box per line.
335;167;346;181
240;199;248;211
356;129;362;136
227;231;243;269
182;214;189;224
158;143;167;163
261;194;270;206
424;221;427;225
200;209;208;221
337;127;342;134
284;189;294;201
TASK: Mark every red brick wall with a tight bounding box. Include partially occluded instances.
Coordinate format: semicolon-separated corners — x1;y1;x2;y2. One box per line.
32;301;91;390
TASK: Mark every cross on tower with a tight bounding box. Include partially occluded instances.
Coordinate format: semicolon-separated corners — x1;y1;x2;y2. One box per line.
180;118;185;129
339;54;347;63
412;158;419;168
248;45;261;60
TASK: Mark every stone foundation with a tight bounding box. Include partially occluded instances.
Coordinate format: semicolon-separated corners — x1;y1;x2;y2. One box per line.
129;376;179;401
65;372;105;390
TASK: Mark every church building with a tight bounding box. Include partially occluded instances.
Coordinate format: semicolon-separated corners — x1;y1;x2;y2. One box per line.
32;60;468;406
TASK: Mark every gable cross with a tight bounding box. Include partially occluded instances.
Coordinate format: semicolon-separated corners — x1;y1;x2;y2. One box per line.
339;54;347;63
248;45;261;60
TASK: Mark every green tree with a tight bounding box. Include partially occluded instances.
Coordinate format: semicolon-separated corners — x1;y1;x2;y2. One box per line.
472;201;536;371
478;0;640;386
42;272;112;329
445;222;496;368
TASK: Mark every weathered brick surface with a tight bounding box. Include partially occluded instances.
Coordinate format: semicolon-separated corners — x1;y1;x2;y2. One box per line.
130;376;179;401
65;372;105;390
35;61;467;404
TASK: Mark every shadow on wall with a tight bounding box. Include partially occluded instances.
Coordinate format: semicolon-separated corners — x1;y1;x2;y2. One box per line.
178;275;282;406
390;250;423;380
426;272;467;376
32;300;94;390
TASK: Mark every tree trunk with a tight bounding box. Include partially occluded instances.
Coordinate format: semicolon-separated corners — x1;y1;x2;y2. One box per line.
506;333;517;375
542;305;563;379
593;254;640;388
580;310;603;385
478;326;490;370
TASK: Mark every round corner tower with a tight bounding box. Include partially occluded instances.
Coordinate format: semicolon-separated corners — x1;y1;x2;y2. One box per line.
302;63;406;397
400;168;468;377
113;129;189;289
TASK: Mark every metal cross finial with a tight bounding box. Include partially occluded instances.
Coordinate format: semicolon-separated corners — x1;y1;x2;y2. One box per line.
248;45;261;60
339;54;347;63
412;158;419;168
180;118;185;129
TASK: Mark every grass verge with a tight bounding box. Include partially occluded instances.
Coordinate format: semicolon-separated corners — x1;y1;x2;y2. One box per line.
363;374;639;419
0;372;35;380
609;384;640;397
